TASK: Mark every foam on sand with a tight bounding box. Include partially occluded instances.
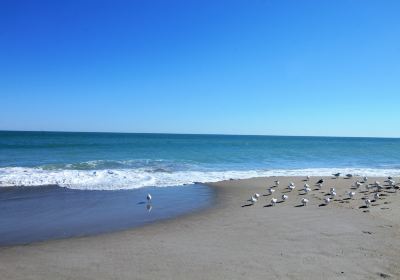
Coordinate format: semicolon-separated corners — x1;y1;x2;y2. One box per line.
1;167;399;190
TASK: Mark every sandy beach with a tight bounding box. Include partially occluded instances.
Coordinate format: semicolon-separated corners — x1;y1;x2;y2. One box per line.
1;176;400;279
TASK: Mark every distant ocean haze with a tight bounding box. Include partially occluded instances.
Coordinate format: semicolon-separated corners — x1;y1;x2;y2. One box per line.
0;131;399;190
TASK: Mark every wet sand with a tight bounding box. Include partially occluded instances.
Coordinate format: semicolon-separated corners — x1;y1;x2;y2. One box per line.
0;176;399;279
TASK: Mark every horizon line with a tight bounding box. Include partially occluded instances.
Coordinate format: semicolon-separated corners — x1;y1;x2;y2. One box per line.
1;129;399;139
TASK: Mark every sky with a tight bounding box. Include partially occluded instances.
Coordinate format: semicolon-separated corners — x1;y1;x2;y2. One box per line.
1;0;399;137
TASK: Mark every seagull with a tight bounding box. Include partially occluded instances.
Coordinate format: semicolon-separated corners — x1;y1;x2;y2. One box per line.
363;176;368;182
324;197;331;205
250;196;258;204
331;191;337;199
333;173;341;178
147;193;152;203
304;183;310;188
388;176;393;180
268;188;276;195
271;198;278;206
329;187;336;194
354;181;362;188
281;194;288;201
304;186;311;194
317;179;324;184
365;198;371;208
374;193;380;201
348;191;356;199
289;182;295;186
375;181;380;187
253;193;260;200
346;174;353;178
388;180;395;187
306;176;310;181
274;180;280;187
301;198;309;206
288;185;296;191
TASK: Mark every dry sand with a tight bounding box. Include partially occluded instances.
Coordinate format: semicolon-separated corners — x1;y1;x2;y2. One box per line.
1;176;400;279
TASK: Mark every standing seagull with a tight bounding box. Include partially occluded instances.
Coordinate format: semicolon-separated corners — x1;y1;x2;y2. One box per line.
281;194;288;201
317;179;324;184
333;173;341;179
301;198;309;206
147;193;152;203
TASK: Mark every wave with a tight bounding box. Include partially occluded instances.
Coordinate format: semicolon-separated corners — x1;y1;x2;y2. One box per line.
0;166;399;190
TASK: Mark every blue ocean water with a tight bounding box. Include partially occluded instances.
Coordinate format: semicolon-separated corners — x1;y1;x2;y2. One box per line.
1;131;400;189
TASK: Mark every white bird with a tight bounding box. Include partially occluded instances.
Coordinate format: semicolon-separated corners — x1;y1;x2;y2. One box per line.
304;186;311;194
354;181;362;188
250;196;258;204
301;198;309;206
306;176;310;181
268;188;276;195
289;182;295;186
324;197;331;204
281;194;288;201
274;180;280;186
388;180;395;186
331;191;337;198
363;176;368;182
146;193;152;203
304;183;310;188
374;193;380;201
329;188;336;195
348;191;355;199
288;185;296;191
375;181;380;187
254;193;260;199
271;197;278;206
365;198;371;208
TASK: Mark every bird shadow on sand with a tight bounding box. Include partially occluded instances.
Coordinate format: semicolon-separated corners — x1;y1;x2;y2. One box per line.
359;205;368;209
299;193;307;196
242;203;254;207
264;204;273;208
294;204;304;207
319;203;328;207
281;190;291;193
262;194;271;197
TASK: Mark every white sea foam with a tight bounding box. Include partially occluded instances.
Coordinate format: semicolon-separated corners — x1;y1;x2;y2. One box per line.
0;167;399;190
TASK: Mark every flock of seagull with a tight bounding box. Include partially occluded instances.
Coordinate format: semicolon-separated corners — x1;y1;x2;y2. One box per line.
248;174;399;209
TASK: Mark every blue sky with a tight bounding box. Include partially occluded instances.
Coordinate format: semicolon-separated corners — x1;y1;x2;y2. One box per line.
1;0;399;137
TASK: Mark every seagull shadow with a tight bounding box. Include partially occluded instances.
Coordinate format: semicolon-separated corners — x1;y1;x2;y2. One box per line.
299;193;307;196
359;205;368;209
343;198;351;200
242;203;253;207
264;204;273;208
262;194;271;197
294;204;304;207
137;201;146;205
277;201;284;204
319;203;327;207
281;190;290;193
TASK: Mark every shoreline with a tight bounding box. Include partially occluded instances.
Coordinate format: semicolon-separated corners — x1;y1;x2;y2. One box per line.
1;176;400;279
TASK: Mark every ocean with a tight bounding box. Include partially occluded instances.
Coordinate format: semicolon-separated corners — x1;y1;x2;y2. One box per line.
1;131;400;245
1;131;400;190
